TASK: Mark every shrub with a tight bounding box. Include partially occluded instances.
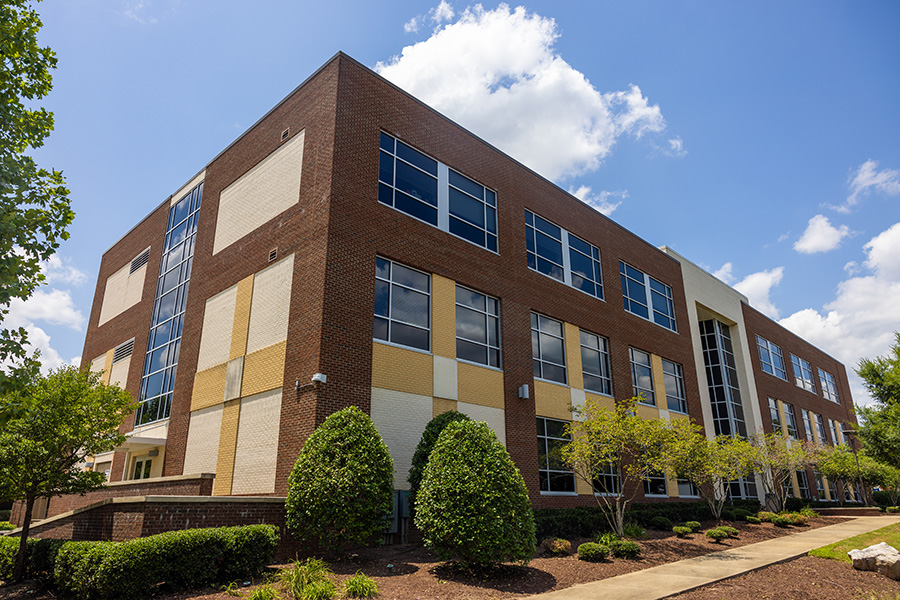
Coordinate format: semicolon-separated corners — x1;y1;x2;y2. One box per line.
344;570;379;598
533;507;609;540
719;526;739;538
0;537;66;581
0;521;15;531
540;537;572;556
415;421;536;568
626;501;713;527
407;410;471;518
720;509;736;521
873;490;892;506
771;515;791;528
279;558;334;599
286;406;394;552
746;516;762;524
596;532;620;546
705;528;728;543
577;542;609;562
672;526;692;538
649;516;673;531
247;584;282;600
733;508;752;521
684;521;702;532
783;512;808;526
888;506;900;514
758;511;776;522
799;507;820;518
0;509;10;521
623;522;647;539
609;539;641;559
300;579;337;600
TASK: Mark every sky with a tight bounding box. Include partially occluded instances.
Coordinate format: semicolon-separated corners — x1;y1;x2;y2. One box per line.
7;0;900;407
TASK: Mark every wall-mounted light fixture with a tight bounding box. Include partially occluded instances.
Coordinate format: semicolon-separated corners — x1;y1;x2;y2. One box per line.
518;384;530;399
312;372;327;384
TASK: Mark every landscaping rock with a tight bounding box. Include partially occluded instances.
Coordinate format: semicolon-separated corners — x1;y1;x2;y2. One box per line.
876;553;900;581
848;542;900;573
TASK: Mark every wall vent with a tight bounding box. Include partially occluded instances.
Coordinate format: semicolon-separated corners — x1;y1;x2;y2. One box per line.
269;248;278;262
113;339;134;363
281;128;290;142
130;248;150;274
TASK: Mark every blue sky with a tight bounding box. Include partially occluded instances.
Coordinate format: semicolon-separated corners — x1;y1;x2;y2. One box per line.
9;1;900;406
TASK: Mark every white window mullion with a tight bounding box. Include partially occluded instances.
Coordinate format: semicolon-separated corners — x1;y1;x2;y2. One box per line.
560;230;572;287
437;163;450;232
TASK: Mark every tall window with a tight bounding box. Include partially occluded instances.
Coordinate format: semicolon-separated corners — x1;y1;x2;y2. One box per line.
455;285;500;368
620;262;676;331
727;477;758;501
797;471;811;499
525;210;603;299
662;359;687;413
768;397;782;432
378;132;497;251
537;417;575;493
814;469;826;499
580;330;612;395
630;348;655;405
756;335;787;380
802;409;814;441
841;423;853;446
819;368;840;404
700;319;747;437
644;471;668;496
783;402;799;439
828;419;840;446
136;182;201;427
815;413;827;445
374;257;430;351
791;354;816;393
532;313;566;384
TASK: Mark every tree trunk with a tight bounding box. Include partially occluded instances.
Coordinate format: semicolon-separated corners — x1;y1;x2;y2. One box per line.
12;495;35;583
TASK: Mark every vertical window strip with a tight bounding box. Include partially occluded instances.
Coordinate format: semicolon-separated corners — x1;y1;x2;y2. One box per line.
791;354;816;393
818;368;840;404
662;359;687;413
783;402;799;439
630;348;655;406
532;312;567;384
579;330;612;395
815;413;827;446
537;417;575;493
802;409;814;441
768;398;782;432
700;319;747;438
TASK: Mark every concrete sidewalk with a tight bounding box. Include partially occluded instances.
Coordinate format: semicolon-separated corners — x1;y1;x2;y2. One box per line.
529;516;900;600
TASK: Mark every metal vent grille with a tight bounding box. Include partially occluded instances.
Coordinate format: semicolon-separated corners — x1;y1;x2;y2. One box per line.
281;128;290;141
269;248;278;262
113;339;134;363
130;248;150;274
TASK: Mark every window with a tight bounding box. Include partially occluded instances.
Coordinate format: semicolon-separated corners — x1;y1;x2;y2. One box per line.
802;409;814;442
797;470;811;499
841;423;853;446
756;336;787;380
662;359;687;413
374;257;430;351
455;285;500;368
768;397;782;432
537;417;575;493
620;262;676;331
644;471;668;497
677;479;700;498
131;457;152;480
727;476;758;501
815;413;827;445
525;210;604;299
532;313;566;384
828;419;840;446
630;348;655;405
379;132;497;251
783;476;795;498
819;368;840;404
593;462;621;495
783;402;799;439
814;469;826;499
580;330;612;395
700;319;746;437
791;354;816;393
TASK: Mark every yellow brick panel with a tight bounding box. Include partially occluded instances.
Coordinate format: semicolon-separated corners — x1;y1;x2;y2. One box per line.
534;380;571;420
371;342;433;396
667;475;680;498
564;323;584;390
431;275;456;359
241;341;287;397
650;354;666;408
775;399;789;438
213;399;241;496
457;362;504;409
585;393;615;412
191;364;227;411
102;350;114;385
433;397;458;417
575;476;593;496
636;403;660;421
230;275;254;360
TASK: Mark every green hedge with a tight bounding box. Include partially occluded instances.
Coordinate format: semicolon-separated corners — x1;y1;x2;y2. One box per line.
0;509;11;521
0;537;66;580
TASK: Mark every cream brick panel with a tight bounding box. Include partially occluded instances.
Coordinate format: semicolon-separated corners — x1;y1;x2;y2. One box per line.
98;262;147;326
246;254;294;354
232;388;282;495
183;404;223;475
191;364;227;411
213;131;305;254
241;341;286;397
109;357;131;388
651;354;667;410
433;355;457;400
431;275;456;359
534;380;571;421
371;387;432;490
132;421;168;439
372;342;433;397
564;323;584;390
457;402;506;446
457;362;504;408
570;388;586;419
89;354;106;375
196;285;237;372
433;397;458;417
575;476;593;496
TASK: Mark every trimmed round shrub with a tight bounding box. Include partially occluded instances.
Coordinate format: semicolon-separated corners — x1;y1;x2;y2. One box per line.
407;410;471;517
672;526;692;538
415;420;536;567
720;526;739;538
705;528;728;543
733;508;752;521
649;516;673;531
784;512;808;526
684;521;702;532
721;509;736;521
286;406;394;552
771;515;791;528
799;507;820;518
596;532;620;545
0;522;15;531
887;506;899;514
746;516;762;524
577;542;609;562
540;537;572;556
609;539;641;559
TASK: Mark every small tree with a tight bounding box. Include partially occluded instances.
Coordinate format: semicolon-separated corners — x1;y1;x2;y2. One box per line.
875;462;900;507
563;397;674;537
285;406;393;553
415;420;535;568
856;332;900;468
407;410;470;517
816;444;882;505
747;433;817;512
0;366;135;582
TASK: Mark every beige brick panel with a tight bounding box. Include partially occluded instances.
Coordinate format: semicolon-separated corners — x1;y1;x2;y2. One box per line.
213;399;241;496
457;401;506;446
232;388;283;495
109;357;131;388
431;274;456;359
213;130;305;254
196;285;237;372
534;380;571;421
650;354;666;410
191;364;227;411
98;262;147;326
457;362;504;409
230;275;254;360
371;343;433;397
585;393;616;412
564;323;584;390
89;354;107;376
433;355;458;400
433;397;458;417
371;387;432;490
246;254;294;355
241;341;287;397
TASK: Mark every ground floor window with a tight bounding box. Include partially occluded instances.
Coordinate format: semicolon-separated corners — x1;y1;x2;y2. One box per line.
537;417;575;493
131;457;152;480
593;462;621;496
644;471;668;496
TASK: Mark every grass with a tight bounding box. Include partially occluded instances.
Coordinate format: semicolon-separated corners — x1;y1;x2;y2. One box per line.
809;523;900;563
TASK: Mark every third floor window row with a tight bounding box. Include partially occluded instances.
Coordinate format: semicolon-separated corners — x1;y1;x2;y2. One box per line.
525;210;604;300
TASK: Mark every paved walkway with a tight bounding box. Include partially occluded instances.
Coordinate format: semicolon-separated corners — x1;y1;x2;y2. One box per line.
530;516;900;600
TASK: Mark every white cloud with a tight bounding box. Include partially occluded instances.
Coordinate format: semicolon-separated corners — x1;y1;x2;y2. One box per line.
665;136;687;158
23;325;80;373
734;267;784;319
42;254;88;286
123;1;159;24
831;159;900;213
793;214;852;254
432;0;455;23
404;17;421;33
7;289;85;331
376;3;664;181
568;185;627;216
862;221;900;280
713;262;736;284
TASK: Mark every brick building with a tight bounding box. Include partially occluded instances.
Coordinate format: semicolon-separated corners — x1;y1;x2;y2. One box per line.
31;52;858;523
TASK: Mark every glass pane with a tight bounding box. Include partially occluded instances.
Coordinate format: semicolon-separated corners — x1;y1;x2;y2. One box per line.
545;419;569;439
584;373;609;395
535;231;563;265
456;306;486;343
391;287;428;327
397;141;437;175
373;316;389;341
392;263;429;291
378;183;393;206
542;363;566;384
155;289;178;323
534;214;561;239
168;220;188;250
374;280;389;317
569;250;594;280
569;235;591;256
457;339;487;365
171;196;190;228
486;207;497;234
395;161;437;206
379;132;394;153
449;170;484;199
390;322;429;350
449;188;485;227
449;216;486;246
456;286;485;310
537;257;564;281
582;348;602;376
539;315;563;337
394;191;438;225
376;257;390;279
378;151;394;185
485;189;496;207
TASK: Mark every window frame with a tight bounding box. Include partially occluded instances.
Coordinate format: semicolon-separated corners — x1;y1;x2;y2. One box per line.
630;348;655;406
783;402;799;440
802;408;814;442
644;471;669;497
814;413;827;446
619;261;677;331
454;284;501;369
756;335;787;380
768;397;782;432
532;312;567;385
537;417;576;495
662;358;687;414
818;368;840;404
593;461;621;496
525;210;604;300
790;354;817;393
373;257;431;352
579;329;612;396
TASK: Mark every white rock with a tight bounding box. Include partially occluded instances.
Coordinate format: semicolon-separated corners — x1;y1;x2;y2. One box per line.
877;553;900;581
849;542;900;572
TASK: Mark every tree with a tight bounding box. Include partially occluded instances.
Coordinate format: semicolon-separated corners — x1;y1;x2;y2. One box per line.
407;410;471;517
562;397;675;537
747;433;818;512
285;406;394;553
0;366;134;582
0;0;74;409
816;444;883;506
666;420;755;521
856;333;900;467
414;420;535;568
